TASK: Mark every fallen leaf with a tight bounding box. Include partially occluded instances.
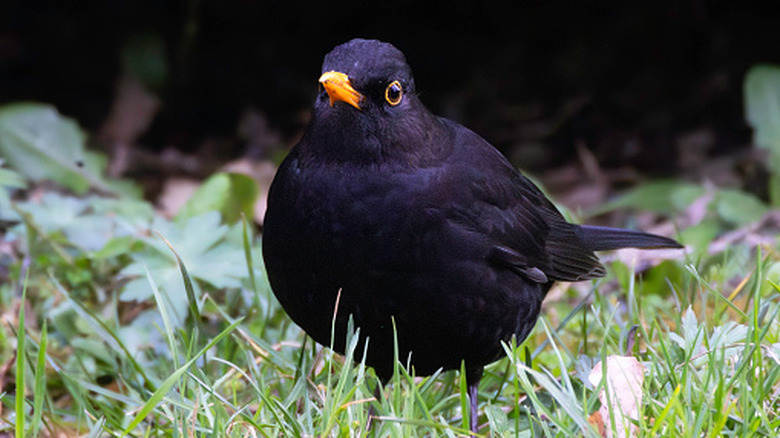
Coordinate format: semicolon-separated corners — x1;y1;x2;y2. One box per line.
588;355;645;438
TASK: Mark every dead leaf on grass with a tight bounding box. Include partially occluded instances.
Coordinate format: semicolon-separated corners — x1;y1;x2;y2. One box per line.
588;355;645;438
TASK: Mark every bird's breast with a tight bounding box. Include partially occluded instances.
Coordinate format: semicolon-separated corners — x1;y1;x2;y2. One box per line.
263;155;547;373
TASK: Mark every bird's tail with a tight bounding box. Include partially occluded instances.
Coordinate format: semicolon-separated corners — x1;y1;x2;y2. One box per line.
576;225;682;252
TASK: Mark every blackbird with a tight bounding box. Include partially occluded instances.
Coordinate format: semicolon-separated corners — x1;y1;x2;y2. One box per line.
262;38;682;433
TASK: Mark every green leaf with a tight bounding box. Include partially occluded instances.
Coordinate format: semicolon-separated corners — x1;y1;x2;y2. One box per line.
590;180;705;215
175;172;260;224
0;166;26;189
714;189;768;226
771;173;780;207
745;65;780;158
669;184;708;211
745;65;780;205
119;310;169;358
677;219;720;256
120;212;249;327
763;262;780;296
90;236;137;260
90;196;154;223
12;193;154;257
15;193;116;251
0;166;25;221
709;322;747;351
669;306;704;354
0;103;95;193
70;338;117;369
0;103;139;196
121;254;194;328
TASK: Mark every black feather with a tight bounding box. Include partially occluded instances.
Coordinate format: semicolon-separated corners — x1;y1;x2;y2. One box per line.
575;225;683;252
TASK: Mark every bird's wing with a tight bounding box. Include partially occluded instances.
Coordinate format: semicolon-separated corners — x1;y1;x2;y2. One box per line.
442;120;606;283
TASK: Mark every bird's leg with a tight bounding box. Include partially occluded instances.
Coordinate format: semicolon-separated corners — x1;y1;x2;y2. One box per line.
466;367;483;436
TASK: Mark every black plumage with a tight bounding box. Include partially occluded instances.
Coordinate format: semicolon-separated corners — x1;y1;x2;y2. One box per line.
262;39;681;433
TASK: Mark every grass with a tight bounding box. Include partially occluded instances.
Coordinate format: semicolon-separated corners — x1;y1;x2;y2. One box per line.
1;215;780;436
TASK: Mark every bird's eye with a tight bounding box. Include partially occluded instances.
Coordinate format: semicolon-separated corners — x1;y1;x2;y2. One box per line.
384;80;403;106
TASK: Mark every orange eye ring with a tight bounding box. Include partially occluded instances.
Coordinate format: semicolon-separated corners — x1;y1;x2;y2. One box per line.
385;80;403;106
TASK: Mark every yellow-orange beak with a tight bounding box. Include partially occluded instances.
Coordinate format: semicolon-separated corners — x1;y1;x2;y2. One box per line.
319;71;363;110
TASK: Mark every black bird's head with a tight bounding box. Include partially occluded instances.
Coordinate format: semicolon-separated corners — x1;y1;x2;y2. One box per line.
302;39;445;165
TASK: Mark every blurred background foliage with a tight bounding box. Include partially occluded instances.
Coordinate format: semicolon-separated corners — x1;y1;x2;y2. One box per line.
1;2;779;177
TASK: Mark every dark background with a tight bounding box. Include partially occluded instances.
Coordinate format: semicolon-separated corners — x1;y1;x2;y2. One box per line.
2;1;778;182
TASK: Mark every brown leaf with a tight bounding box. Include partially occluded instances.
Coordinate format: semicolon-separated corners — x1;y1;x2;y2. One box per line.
588;355;645;438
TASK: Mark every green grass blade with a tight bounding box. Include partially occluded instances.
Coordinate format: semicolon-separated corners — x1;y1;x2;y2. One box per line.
458;362;469;433
242;214;272;340
155;231;201;324
119;317;243;436
52;275;155;393
31;320;48;437
15;272;27;438
242;214;258;294
145;266;179;368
